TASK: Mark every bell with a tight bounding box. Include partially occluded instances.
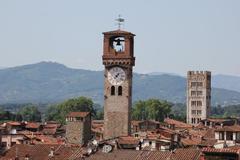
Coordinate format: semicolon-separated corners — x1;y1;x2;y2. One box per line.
116;39;121;46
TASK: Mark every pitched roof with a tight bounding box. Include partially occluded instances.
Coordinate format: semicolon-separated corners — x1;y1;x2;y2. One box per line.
181;137;201;146
1;144;83;160
6;121;22;126
103;29;135;36
202;147;240;154
85;148;201;160
170;148;201;160
164;118;192;129
215;125;240;132
67;112;90;118
118;136;139;145
25;122;41;129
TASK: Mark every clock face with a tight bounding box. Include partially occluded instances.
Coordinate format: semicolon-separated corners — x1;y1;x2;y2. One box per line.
107;67;126;85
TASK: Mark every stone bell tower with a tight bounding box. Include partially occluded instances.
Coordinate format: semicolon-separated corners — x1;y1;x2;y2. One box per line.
187;71;211;125
102;26;135;139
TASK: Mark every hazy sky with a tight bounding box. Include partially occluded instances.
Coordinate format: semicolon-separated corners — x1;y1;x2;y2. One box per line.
0;0;240;76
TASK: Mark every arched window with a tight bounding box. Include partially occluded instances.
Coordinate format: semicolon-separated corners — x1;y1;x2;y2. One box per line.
111;86;115;95
118;86;122;96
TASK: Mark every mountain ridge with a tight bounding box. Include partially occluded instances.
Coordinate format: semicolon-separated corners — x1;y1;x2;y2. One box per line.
0;61;240;106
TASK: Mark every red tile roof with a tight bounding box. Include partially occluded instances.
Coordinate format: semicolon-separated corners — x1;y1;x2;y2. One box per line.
181;137;201;146
85;148;201;160
25;122;41;129
0;144;83;160
118;136;139;145
67;112;90;118
170;148;201;160
215;125;240;132
202;147;240;154
6;121;22;126
42;124;58;135
164;118;192;129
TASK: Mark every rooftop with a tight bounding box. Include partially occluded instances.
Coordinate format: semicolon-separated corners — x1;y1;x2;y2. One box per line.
67;112;90;118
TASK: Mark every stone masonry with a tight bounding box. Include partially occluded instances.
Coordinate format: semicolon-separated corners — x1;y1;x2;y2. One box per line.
187;71;211;125
66;112;91;145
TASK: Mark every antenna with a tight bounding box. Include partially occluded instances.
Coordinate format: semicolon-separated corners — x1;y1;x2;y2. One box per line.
115;15;125;30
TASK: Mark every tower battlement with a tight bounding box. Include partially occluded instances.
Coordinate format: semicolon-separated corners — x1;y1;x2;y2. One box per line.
188;71;211;76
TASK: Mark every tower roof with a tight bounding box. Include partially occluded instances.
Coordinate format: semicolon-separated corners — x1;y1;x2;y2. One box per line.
103;29;135;36
66;112;90;118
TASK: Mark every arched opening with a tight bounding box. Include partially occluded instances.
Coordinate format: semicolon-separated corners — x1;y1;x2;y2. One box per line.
118;86;122;96
110;36;125;52
111;86;115;96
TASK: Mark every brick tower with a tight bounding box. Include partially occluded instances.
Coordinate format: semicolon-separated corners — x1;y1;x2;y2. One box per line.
187;71;211;125
66;112;91;144
102;29;135;139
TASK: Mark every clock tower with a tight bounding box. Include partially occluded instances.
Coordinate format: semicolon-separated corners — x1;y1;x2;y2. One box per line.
102;28;135;139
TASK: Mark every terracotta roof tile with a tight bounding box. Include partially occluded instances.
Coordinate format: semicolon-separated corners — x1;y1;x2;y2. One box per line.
215;125;240;132
164;118;192;129
170;148;201;160
25;122;41;129
6;121;22;126
118;136;139;145
0;144;83;160
67;112;90;118
202;147;240;154
85;148;201;160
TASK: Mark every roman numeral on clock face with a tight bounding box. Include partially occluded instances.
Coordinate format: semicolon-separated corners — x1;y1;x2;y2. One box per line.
107;67;126;85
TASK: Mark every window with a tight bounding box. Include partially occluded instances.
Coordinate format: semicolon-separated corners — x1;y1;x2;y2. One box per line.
118;86;122;96
226;132;233;140
192;110;196;115
197;101;202;106
191;91;196;96
197;110;202;115
197;91;202;96
191;82;197;87
192;118;196;124
197;82;203;87
191;101;197;106
219;132;224;140
111;86;115;95
236;132;240;140
76;117;83;121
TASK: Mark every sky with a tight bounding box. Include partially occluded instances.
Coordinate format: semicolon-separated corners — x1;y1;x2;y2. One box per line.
0;0;240;76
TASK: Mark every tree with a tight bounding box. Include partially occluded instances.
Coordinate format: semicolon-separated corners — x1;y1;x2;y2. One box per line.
45;96;96;124
132;100;147;120
170;103;186;122
18;105;41;122
132;99;172;122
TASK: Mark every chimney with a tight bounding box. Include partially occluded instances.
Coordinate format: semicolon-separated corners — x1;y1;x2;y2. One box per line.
221;123;223;128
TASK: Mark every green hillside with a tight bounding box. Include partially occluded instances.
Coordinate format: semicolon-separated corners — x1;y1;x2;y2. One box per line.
0;62;240;106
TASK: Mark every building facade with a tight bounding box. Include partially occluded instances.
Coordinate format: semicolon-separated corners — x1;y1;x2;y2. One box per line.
102;29;135;139
186;71;211;125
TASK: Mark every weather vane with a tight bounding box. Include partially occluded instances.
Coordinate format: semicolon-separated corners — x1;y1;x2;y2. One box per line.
115;15;125;30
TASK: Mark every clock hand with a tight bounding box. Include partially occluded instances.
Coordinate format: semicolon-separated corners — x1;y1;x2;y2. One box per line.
115;73;120;78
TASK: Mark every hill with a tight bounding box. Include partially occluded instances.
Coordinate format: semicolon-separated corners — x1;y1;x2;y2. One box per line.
0;62;240;106
212;74;240;93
